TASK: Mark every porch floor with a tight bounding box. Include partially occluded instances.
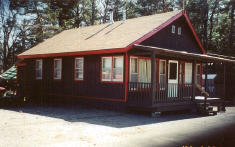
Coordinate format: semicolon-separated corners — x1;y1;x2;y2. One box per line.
195;96;221;100
195;96;224;106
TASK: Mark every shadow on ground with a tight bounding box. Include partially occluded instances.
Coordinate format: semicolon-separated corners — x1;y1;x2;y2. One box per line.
1;104;206;128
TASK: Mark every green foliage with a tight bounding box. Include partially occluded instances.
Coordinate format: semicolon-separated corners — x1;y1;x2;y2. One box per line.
0;0;234;71
186;0;234;55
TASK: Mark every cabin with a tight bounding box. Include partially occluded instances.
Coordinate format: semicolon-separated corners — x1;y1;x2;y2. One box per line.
17;10;235;112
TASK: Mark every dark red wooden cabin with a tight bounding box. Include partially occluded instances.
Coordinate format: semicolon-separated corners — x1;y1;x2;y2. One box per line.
17;10;235;112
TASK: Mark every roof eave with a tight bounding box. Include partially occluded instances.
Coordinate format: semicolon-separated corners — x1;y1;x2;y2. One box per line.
17;48;126;59
134;44;235;63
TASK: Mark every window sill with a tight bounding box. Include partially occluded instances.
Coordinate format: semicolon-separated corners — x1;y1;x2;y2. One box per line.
53;78;62;81
74;79;84;82
101;80;124;84
36;78;42;80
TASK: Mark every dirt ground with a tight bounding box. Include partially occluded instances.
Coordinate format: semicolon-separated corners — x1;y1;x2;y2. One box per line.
0;105;235;147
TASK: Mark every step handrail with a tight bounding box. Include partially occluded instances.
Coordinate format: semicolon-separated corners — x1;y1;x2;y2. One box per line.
196;84;209;97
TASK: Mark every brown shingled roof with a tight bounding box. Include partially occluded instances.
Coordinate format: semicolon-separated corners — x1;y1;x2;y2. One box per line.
18;10;182;57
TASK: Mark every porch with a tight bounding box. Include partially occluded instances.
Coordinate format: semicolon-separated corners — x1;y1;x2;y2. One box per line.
128;82;195;111
128;83;193;106
126;45;235;112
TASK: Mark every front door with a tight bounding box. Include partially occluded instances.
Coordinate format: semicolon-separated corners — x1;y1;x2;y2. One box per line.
168;60;178;98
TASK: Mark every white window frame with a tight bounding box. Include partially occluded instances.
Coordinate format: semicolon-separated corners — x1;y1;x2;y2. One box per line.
172;25;175;34
36;59;43;79
74;57;84;81
168;60;178;82
101;56;124;82
54;58;62;80
178;27;182;35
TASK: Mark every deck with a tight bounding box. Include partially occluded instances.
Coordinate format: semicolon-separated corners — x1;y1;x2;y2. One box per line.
128;82;196;112
195;96;225;110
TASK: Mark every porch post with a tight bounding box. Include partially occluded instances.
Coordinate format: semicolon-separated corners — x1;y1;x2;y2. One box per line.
204;63;208;111
124;52;129;102
192;61;196;100
151;51;156;106
205;63;208;92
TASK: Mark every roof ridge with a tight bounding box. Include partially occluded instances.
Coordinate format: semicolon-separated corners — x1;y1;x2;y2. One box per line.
69;10;183;31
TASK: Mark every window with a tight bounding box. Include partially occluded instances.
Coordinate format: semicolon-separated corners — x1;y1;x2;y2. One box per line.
101;56;123;82
185;63;192;84
54;58;62;80
196;64;201;85
102;57;112;81
130;57;138;82
179;62;184;84
113;57;124;81
178;27;181;35
172;25;175;33
138;59;151;83
129;57;151;83
36;59;43;79
159;60;166;85
75;57;84;81
129;57;151;90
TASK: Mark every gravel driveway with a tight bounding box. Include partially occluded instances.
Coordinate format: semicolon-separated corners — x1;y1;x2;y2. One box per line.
0;105;235;147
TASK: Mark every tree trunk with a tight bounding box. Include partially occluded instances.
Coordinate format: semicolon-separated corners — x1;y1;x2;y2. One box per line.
91;0;96;25
208;0;219;50
102;0;110;23
229;0;235;54
200;0;208;51
162;0;166;12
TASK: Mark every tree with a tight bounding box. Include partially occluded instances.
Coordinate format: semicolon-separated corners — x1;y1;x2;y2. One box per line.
228;0;235;54
90;0;97;25
0;0;18;70
208;0;219;50
136;0;160;16
9;0;62;47
124;0;138;19
1;0;234;72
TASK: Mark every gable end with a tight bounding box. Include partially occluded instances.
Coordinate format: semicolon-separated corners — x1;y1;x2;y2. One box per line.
130;11;206;54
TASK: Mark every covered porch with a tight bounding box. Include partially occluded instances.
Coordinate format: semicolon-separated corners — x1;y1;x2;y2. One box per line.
127;45;235;111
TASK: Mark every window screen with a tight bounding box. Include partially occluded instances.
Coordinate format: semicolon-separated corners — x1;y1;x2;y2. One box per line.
75;57;84;80
159;60;166;84
185;63;192;84
169;62;177;80
113;56;123;81
36;59;43;79
54;59;62;79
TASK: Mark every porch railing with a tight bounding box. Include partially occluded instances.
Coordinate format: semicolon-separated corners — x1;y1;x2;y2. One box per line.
128;82;152;107
202;83;225;98
128;82;193;106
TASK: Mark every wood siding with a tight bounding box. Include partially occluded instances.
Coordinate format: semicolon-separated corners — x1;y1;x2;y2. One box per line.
19;54;126;103
141;16;203;54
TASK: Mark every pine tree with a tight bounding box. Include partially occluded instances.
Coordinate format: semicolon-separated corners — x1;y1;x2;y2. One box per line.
229;0;235;54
